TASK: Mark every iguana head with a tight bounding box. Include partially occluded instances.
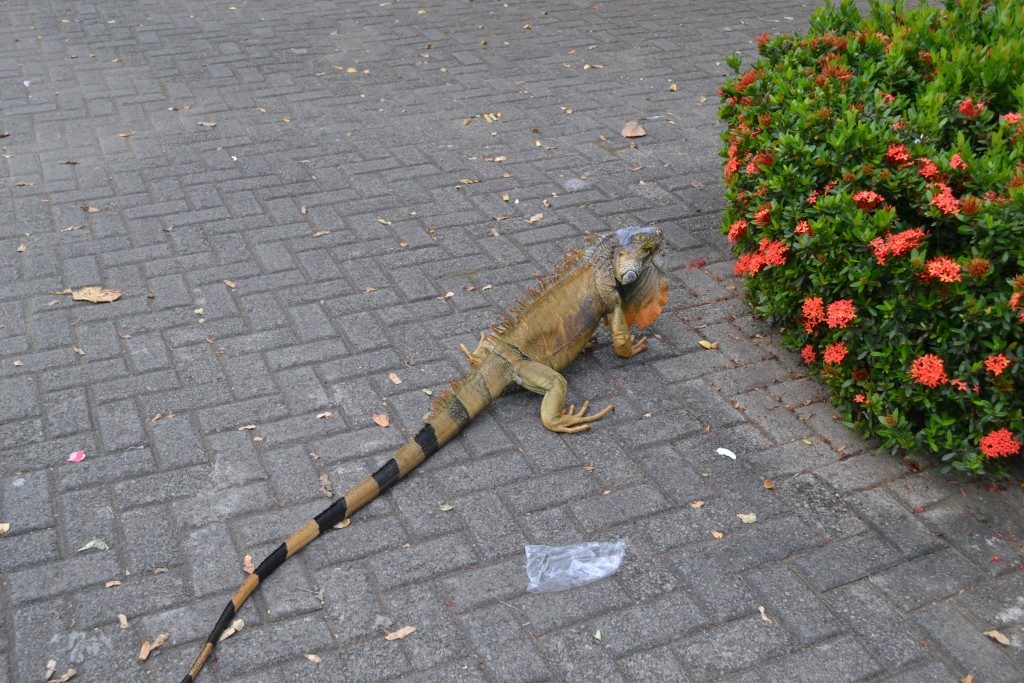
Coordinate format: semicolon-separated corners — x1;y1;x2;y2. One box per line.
613;226;668;330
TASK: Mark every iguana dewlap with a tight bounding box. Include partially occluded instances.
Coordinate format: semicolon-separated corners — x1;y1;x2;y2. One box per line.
181;226;667;681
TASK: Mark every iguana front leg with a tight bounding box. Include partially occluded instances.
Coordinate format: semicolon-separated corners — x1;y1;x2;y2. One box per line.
513;360;614;433
608;306;647;358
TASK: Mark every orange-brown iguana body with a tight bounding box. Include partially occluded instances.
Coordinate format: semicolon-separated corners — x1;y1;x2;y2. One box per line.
182;226;667;681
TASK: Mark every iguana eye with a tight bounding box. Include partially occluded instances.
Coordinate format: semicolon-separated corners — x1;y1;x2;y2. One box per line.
621;270;638;284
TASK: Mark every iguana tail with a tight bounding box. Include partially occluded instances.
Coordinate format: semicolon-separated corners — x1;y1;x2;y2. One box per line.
181;353;510;682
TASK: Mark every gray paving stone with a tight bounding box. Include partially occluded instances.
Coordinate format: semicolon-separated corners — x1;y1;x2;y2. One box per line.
759;635;884;683
827;580;928;670
462;605;552;683
871;549;984;613
913;601;1023;683
747;563;845;646
793;532;901;592
847;488;946;560
676;616;791;681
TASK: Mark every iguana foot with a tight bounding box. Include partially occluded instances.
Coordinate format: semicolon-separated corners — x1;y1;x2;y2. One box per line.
547;401;614;433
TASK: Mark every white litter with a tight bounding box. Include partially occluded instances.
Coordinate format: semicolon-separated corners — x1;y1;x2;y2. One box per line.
716;447;737;460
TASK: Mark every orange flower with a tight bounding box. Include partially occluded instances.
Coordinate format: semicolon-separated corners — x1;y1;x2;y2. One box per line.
909;354;948;389
823;342;848;365
949;153;967;170
801;345;816;364
930;183;962;215
794;220;813;235
826;299;856;329
754;203;772;225
958;97;986;118
979;428;1020;458
802;296;826;333
727;219;748;244
924;256;962;283
984;353;1012;376
852;190;884;210
885;144;911;165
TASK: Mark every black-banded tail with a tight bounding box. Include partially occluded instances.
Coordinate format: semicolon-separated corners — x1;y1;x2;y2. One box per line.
181;354;511;682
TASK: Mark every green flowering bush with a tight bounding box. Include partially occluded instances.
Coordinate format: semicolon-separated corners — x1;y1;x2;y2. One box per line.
719;0;1024;476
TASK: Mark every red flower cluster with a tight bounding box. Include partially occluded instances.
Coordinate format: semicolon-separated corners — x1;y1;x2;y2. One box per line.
802;296;826;333
868;227;926;265
979;428;1020;458
909;354;948;389
885;144;911;165
1005;112;1022;124
929;182;962;215
948;153;967;170
917;157;942;181
754;203;772;225
958;97;986;118
794;220;813;236
734;238;788;276
727;219;748;244
823;342;848;365
1011;292;1024;323
801;345;816;364
826;299;856;329
746;151;774;175
924;256;962;283
852;190;884;210
984;353;1012;376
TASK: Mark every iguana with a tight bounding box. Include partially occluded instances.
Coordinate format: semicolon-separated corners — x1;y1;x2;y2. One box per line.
181;226;667;682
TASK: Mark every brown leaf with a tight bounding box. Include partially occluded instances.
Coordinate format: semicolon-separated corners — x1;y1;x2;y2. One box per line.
525;213;543;224
319;473;334;498
372;413;391;428
737;513;757;524
223;279;237;290
105;579;122;588
80;205;101;213
758;605;772;623
45;660;57;681
118;613;129;629
73;346;85;356
763;479;776;490
984;630;1010;645
312;230;330;238
50;286;122;303
17;243;27;253
698;340;718;350
388;372;402;384
688;500;705;509
52;668;77;683
305;654;322;663
710;530;723;539
138;640;153;661
0;522;10;536
238;424;257;431
333;518;351;529
669;82;678;92
385;625;416;641
317;411;334;419
62;224;86;231
217;618;244;642
962;675;974;683
117;131;135;137
242;554;255;574
621;120;646;138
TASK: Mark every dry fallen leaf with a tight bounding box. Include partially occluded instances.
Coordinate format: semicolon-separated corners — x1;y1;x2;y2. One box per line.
223;279;237;290
317;411;334;419
388;372;402;384
385;625;416;641
737;513;757;524
118;613;129;629
117;131;135;137
197;121;217;127
80;205;101;213
304;654;322;664
984;630;1010;645
962;675;975;683
372;413;390;428
689;500;705;509
238;424;257;431
242;554;255;574
217;618;244;642
710;530;724;539
17;243;27;253
105;579;122;588
333;518;351;529
758;605;772;623
152;632;171;649
525;213;543;224
138;641;152;661
439;503;454;511
669;82;678;92
377;217;392;225
319;473;334;498
77;538;109;552
621;120;646;138
0;522;10;536
698;340;719;350
50;286;121;303
45;660;57;681
763;479;776;490
312;230;330;238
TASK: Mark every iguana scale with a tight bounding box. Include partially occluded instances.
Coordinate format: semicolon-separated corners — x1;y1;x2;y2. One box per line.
181;226;667;681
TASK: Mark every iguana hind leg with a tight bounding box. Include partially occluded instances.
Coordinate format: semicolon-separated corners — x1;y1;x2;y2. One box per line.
513;359;613;433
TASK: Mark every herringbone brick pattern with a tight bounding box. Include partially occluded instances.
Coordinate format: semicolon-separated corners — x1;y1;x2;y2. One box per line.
2;1;1022;682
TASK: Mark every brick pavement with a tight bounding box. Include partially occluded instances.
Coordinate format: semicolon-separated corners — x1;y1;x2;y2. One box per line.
1;0;1022;681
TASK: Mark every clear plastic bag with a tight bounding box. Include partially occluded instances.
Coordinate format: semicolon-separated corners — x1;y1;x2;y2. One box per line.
524;540;626;593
